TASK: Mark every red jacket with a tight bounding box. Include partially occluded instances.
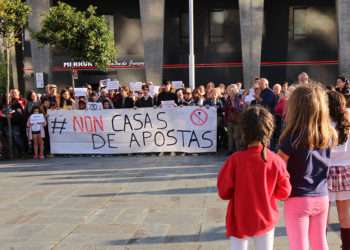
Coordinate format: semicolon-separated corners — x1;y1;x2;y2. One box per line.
274;96;288;120
217;146;291;238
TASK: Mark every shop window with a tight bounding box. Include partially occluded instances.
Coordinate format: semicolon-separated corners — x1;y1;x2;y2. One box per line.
180;12;189;42
209;9;225;43
292;7;307;40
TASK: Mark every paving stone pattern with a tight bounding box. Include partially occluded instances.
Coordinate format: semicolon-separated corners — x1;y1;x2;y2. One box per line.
0;155;341;249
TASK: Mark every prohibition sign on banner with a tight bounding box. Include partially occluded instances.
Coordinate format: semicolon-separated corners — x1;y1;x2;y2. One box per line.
190;108;209;126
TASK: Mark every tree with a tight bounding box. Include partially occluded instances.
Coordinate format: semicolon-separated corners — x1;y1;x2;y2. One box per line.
34;1;117;83
0;51;7;93
0;0;31;159
0;0;31;103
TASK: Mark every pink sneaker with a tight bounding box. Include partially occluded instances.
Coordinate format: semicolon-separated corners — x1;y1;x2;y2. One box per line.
39;155;44;160
33;155;38;160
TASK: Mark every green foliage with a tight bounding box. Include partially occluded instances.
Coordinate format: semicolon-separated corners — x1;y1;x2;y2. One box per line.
0;0;31;48
0;51;7;93
34;2;117;70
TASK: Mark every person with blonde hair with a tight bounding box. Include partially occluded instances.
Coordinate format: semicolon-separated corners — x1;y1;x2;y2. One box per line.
278;84;337;250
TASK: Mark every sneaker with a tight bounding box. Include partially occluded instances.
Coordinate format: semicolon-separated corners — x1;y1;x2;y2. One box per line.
33;155;38;160
39;155;44;160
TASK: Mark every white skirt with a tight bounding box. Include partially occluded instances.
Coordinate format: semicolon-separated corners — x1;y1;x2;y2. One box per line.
329;190;350;202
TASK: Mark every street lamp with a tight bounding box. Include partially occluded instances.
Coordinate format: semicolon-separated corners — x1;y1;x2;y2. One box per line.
189;0;195;90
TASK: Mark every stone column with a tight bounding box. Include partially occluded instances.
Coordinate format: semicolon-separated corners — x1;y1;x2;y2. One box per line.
239;0;264;86
26;0;51;90
139;0;165;85
337;0;350;77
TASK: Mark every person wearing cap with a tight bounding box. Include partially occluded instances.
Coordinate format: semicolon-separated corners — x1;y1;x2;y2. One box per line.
157;80;176;106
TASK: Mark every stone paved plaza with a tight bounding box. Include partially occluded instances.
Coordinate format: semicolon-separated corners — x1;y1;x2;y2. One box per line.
0;155;342;249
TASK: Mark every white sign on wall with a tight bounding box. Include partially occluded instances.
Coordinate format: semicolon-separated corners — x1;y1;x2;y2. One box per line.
35;72;44;89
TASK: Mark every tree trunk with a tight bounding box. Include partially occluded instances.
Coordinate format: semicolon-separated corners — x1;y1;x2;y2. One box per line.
6;48;13;160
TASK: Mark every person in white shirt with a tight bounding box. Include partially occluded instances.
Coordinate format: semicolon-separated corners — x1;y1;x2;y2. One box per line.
327;91;350;250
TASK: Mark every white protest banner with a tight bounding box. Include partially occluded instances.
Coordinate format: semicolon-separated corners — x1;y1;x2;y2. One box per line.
48;107;217;154
35;72;44;88
161;100;177;108
172;81;184;90
129;82;143;92
107;80;120;90
74;88;87;97
86;102;103;111
149;85;160;96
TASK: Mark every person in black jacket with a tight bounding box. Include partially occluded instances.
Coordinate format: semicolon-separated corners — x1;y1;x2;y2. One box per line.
183;88;195;106
8;102;26;157
157;81;176;106
256;78;276;113
136;85;154;108
114;86;135;109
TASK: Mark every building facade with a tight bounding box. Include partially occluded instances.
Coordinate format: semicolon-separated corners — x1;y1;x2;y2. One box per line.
20;0;348;92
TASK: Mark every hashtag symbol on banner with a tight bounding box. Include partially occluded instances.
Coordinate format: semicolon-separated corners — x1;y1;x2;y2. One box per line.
51;118;67;134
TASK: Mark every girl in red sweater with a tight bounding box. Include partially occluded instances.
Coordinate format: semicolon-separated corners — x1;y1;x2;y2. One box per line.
217;106;291;250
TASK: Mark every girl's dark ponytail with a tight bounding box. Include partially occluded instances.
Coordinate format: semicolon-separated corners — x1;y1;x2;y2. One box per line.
328;91;350;145
240;106;274;162
336;110;350;145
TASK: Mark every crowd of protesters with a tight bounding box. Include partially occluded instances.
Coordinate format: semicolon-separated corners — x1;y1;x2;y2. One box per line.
1;71;350;249
218;75;350;250
0;72;349;160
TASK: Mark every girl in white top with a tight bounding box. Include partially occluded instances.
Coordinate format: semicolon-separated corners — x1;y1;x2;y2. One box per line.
327;91;350;250
27;106;46;159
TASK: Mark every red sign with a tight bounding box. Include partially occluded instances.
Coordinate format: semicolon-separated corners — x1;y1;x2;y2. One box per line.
190;108;209;126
